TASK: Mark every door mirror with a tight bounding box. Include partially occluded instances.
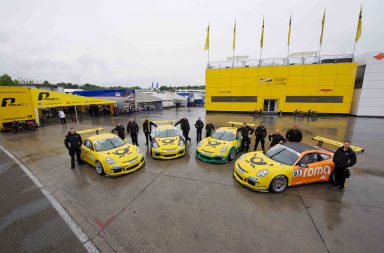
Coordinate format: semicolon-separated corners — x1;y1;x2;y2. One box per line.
300;164;308;168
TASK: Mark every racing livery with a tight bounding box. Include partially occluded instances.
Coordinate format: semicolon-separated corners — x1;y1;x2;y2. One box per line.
81;133;145;176
196;127;242;163
233;142;336;192
150;124;186;159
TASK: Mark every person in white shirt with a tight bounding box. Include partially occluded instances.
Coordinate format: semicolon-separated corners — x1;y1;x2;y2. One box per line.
58;109;66;125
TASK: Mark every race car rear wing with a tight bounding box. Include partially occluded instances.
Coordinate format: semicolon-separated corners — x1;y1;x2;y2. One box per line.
312;136;364;154
151;120;175;125
229;121;255;127
77;127;104;135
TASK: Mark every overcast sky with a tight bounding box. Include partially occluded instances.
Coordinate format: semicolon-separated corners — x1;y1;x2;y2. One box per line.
0;0;382;87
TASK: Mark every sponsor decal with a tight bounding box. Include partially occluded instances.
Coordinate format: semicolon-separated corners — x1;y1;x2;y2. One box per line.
90;154;94;161
112;147;132;158
1;98;27;107
37;92;60;101
293;165;331;178
205;140;222;148
245;155;267;167
374;53;384;60
160;139;176;145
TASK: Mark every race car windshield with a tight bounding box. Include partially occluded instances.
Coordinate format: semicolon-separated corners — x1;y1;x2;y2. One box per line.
211;131;235;141
94;137;125;152
265;145;299;165
155;129;178;138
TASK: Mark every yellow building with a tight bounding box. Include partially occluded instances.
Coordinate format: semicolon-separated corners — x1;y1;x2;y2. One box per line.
205;63;357;114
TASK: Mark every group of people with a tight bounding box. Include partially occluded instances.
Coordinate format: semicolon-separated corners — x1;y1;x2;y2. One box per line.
64;117;356;191
236;122;303;153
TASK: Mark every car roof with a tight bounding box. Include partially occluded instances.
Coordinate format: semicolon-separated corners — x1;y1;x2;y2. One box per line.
86;133;117;142
281;142;321;153
216;127;238;133
156;125;177;130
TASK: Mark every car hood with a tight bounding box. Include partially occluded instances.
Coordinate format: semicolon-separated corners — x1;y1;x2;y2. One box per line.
98;143;141;163
237;151;290;173
155;136;181;149
198;137;233;153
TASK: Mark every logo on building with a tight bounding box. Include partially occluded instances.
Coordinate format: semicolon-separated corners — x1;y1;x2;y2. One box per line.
319;88;333;92
374;53;384;60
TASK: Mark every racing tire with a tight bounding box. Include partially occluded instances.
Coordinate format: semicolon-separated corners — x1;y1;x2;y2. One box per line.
228;148;236;161
95;161;105;175
269;175;288;193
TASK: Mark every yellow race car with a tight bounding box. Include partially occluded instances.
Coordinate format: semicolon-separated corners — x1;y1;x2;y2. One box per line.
196;126;242;163
80;130;145;176
233;138;364;193
150;122;186;159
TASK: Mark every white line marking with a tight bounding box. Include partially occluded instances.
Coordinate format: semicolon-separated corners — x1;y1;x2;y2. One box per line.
0;144;99;253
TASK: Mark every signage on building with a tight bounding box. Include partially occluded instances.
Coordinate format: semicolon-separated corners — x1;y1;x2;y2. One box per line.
259;78;287;85
320;88;333;92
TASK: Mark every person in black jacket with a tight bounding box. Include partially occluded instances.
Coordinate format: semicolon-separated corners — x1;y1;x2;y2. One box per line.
254;122;267;151
206;122;215;137
127;118;139;146
175;117;192;143
111;122;126;140
195;117;204;142
285;123;303;142
143;118;157;145
269;129;287;147
64;127;84;169
332;141;357;190
237;122;254;153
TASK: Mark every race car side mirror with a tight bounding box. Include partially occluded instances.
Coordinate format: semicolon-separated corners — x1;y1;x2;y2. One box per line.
300;164;308;168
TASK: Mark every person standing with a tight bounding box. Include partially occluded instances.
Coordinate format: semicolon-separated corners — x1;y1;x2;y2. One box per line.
143;118;157;145
254;122;267;151
286;123;303;142
269;129;287;147
205;122;215;137
332;141;357;190
237;122;254;153
111;122;126;140
64;127;84;169
195;117;204;142
175;117;192;143
58;109;66;125
127;118;139;146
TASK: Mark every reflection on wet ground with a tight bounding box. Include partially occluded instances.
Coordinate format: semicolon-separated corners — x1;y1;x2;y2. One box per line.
1;107;384;253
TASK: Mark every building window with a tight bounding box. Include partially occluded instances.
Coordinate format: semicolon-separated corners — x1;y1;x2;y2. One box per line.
211;96;257;102
286;96;343;103
354;65;366;89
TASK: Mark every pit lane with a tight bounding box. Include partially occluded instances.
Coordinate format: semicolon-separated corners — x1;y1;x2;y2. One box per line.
1;107;383;252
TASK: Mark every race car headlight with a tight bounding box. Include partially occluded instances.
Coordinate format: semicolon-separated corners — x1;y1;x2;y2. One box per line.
179;140;184;146
239;154;246;160
136;147;143;154
105;157;115;165
197;142;202;147
152;142;159;148
256;169;269;177
220;147;227;153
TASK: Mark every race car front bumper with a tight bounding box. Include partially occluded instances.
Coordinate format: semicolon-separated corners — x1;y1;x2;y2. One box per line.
196;151;229;163
105;156;145;176
152;147;186;160
233;162;269;192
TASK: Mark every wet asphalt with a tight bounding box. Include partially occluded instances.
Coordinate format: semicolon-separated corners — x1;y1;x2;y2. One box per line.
1;107;384;253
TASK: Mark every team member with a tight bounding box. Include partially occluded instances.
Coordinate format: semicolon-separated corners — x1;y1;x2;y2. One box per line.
127;118;139;146
58;109;66;125
195;117;204;142
269;129;286;147
237;122;254;153
254;121;267;152
286;123;303;142
64;127;84;169
205;122;215;137
175;117;192;143
143;118;157;145
111;122;126;140
332;140;357;190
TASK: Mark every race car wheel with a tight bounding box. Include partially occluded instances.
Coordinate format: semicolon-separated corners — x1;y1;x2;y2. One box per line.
270;175;288;193
95;161;105;175
229;148;236;161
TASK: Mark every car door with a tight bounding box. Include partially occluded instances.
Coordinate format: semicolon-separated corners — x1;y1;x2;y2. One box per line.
82;140;96;166
292;152;332;185
234;131;242;152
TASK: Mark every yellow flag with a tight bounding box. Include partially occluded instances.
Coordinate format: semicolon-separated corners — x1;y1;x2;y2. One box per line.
260;17;264;48
288;14;292;46
204;24;210;51
233;20;236;50
355;5;362;42
320;9;326;45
